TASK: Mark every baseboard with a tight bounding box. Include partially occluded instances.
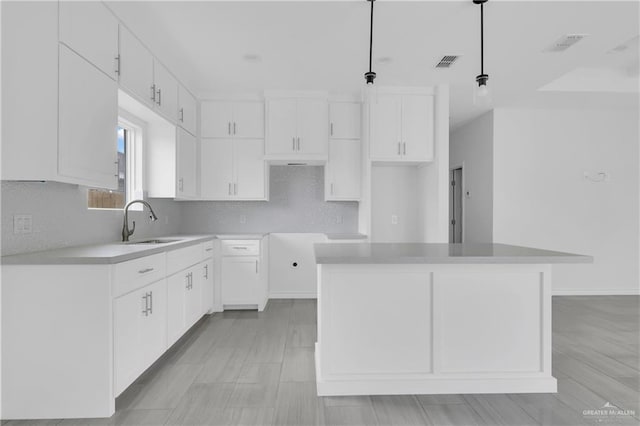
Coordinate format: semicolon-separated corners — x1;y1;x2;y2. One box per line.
553;288;640;296
269;292;317;299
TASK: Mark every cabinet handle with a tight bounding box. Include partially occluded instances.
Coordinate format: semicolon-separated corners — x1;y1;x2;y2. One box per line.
156;88;162;106
179;178;184;192
141;293;149;316
150;84;156;102
114;160;119;178
179;108;184;122
138;267;154;274
403;142;406;155
331;183;334;195
228;182;232;195
255;260;259;274
205;247;213;252
397;142;401;155
228;122;231;135
233;122;237;135
330;122;334;136
114;55;120;76
204;264;209;279
185;273;190;290
297;137;301;151
234;182;237;195
292;137;296;151
148;291;153;314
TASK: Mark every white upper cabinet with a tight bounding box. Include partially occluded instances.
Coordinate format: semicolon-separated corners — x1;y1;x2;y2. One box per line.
201;100;264;138
178;85;197;135
176;127;197;199
200;138;266;200
265;96;328;157
326;139;361;201
330;102;361;139
153;60;179;123
370;93;434;162
59;1;119;79
58;45;118;189
119;26;154;107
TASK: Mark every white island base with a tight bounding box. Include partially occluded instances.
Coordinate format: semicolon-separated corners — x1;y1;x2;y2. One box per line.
315;262;557;396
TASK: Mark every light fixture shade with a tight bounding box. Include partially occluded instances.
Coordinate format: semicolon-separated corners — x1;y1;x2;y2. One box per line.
474;82;492;106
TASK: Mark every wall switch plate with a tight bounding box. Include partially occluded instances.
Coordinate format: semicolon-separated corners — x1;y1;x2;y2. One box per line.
391;214;398;225
14;215;33;234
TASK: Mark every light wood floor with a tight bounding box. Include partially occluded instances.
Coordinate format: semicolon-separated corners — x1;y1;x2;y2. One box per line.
5;296;639;426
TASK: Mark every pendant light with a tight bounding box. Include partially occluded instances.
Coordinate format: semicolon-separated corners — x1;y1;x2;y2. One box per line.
364;0;376;85
473;0;491;105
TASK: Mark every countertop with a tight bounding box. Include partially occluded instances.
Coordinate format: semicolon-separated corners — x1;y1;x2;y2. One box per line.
2;235;217;265
325;233;368;240
314;243;593;264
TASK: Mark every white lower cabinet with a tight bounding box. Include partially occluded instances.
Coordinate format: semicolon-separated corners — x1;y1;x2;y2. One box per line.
113;278;167;396
220;239;267;310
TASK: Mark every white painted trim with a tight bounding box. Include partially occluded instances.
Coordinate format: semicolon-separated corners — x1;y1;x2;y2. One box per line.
269;292;317;299
449;162;465;243
553;289;640;296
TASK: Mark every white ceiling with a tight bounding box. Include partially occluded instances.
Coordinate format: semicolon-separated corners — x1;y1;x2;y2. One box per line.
105;1;640;129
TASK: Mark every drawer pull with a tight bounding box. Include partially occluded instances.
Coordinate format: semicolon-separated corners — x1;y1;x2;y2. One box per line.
232;246;248;250
205;248;213;252
138;268;155;274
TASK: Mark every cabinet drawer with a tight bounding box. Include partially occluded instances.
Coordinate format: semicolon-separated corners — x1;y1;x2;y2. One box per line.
113;253;166;297
202;240;215;259
221;240;260;256
167;243;203;275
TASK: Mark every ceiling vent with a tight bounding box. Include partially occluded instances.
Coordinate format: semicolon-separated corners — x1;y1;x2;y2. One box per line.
435;55;460;68
545;34;588;52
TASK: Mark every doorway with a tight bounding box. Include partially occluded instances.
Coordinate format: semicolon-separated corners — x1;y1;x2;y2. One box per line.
450;167;463;243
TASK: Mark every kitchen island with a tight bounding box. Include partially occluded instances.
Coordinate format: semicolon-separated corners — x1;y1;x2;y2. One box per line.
313;243;592;396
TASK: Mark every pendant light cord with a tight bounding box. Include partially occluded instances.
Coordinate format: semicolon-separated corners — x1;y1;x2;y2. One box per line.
480;2;484;75
368;0;375;74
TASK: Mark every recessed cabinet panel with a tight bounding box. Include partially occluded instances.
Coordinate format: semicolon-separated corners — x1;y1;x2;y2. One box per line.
370;96;402;159
221;257;261;306
58;46;118;189
119;26;154;107
326;139;361;201
233;102;265;138
167;271;188;346
176;128;197;198
235;139;266;199
178;85;197;136
265;98;298;154
297;98;329;155
139;279;167;368
153;61;179;123
59;1;119;79
330;102;361;139
201;138;234;199
402;95;434;161
201;101;234;138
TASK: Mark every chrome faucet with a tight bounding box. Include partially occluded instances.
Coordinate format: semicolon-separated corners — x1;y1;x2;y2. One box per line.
122;200;159;242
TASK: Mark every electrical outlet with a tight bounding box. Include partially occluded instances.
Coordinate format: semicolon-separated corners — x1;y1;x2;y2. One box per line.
336;215;343;224
391;214;398;225
13;215;33;234
239;215;247;224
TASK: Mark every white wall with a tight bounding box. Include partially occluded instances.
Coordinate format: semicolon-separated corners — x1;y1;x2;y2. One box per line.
493;108;639;294
449;111;494;243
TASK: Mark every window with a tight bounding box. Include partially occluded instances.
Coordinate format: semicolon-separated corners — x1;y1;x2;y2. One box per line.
88;115;144;209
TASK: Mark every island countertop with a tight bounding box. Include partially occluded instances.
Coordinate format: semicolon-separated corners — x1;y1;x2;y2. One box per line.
314;242;593;264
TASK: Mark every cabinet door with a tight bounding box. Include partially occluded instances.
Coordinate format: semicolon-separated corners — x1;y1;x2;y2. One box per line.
200;138;234;199
401;95;434;161
113;287;146;395
201;259;214;314
58;45;118;189
265;99;297;155
167;271;188;347
119;26;154;107
176;128;197;198
59;1;119;79
233;102;264;138
185;266;203;329
201;101;234;138
153;61;179;123
235;139;265;199
326;139;361;200
370;95;401;159
297;98;328;155
139;279;167;368
221;257;261;305
330;102;361;139
178;85;197;136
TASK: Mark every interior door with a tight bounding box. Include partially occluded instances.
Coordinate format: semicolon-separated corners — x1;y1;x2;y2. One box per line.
233;102;265;138
59;1;119;79
58;45;118;189
370;95;401;159
200;138;234;199
297;98;328;155
235;139;266;199
450;167;463;243
402;95;434;161
266;99;297;155
201;101;234;138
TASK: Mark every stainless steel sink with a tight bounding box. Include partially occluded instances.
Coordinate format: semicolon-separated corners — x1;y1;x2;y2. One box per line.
128;239;180;245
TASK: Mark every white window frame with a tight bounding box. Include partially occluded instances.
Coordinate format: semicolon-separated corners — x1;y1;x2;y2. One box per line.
118;110;146;210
